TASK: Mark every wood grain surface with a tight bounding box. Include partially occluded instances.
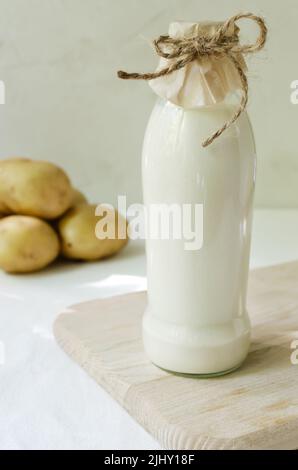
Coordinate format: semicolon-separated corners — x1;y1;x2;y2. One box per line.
54;261;298;450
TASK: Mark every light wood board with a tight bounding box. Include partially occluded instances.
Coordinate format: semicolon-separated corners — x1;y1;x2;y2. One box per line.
54;261;298;450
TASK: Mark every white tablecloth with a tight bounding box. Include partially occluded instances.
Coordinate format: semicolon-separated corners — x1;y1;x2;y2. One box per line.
1;209;298;450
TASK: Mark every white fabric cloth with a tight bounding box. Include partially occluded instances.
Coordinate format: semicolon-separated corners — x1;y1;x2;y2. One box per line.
0;242;159;450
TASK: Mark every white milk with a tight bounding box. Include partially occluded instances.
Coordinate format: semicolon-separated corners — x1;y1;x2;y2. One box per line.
142;99;256;375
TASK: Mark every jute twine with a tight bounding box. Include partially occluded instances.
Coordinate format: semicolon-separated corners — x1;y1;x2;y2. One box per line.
118;13;267;148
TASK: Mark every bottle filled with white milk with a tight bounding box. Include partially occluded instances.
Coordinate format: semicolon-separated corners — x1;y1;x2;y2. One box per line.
118;14;267;375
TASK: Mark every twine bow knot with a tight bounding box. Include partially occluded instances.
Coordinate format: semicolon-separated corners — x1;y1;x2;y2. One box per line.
118;13;267;148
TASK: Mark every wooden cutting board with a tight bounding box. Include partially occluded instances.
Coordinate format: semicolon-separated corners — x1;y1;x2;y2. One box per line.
54;261;298;450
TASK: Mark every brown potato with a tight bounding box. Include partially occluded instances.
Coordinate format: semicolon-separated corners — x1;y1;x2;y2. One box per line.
0;199;12;214
70;188;88;207
0;158;73;219
0;216;60;273
58;203;128;261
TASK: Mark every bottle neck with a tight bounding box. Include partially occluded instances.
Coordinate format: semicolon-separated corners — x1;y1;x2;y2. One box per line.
160;91;241;111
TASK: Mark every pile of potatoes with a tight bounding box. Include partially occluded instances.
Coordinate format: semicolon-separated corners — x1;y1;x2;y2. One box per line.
0;158;128;274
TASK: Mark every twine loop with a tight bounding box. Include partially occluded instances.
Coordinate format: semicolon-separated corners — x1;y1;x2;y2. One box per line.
118;13;267;147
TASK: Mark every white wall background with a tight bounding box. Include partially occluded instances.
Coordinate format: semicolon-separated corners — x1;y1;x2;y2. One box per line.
0;0;297;208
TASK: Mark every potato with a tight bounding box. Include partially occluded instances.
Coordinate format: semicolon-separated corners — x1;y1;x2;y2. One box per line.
58;203;128;261
71;188;88;207
0;158;73;219
0;200;12;214
0;216;60;273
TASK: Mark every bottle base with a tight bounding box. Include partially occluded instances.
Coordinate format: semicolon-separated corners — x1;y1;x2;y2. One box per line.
143;312;251;376
152;362;244;378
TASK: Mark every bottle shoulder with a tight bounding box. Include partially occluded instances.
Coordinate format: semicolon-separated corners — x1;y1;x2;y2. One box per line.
146;98;254;142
